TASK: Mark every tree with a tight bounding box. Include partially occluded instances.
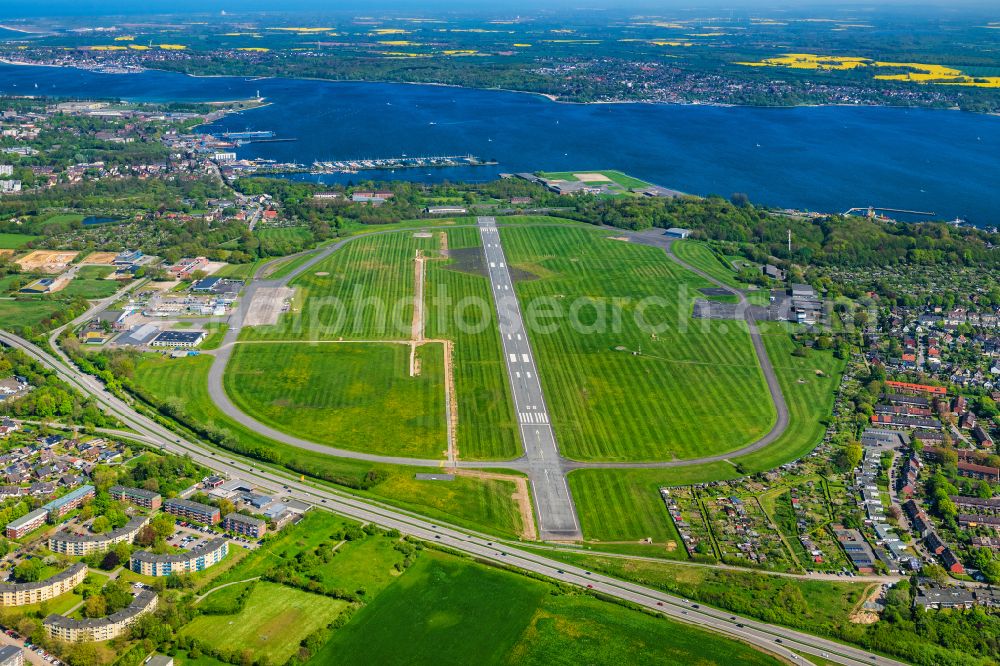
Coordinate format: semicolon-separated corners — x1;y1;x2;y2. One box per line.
14;559;41;583
102;579;132;614
83;594;107;618
91;515;110;534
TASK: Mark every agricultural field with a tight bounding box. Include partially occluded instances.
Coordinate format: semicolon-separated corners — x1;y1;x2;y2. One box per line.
500;225;775;462
131;354;525;537
424;227;519;460
182;581;348;664
566;323;843;543
311;550;781;666
0;232;40;249
224;341;448;459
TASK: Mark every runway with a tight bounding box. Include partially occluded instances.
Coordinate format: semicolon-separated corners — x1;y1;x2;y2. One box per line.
477;217;581;540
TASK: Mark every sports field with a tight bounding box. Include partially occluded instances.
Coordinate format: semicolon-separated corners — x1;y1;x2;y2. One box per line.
567;323;844;542
132;355;525;537
182;581;347;664
310;550;780;665
537;169;652;189
500;225;775;462
225;341;448;458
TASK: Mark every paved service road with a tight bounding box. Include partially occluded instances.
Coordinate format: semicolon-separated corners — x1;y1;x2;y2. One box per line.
478;217;581;540
0;329;901;666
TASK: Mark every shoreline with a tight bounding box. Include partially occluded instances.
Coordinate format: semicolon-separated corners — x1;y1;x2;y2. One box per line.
0;57;993;117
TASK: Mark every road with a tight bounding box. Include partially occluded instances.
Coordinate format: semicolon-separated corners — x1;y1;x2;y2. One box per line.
0;329;901;666
478;217;580;540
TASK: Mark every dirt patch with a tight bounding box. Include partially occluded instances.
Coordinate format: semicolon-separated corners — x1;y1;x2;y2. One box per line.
81;251;117;265
16;250;79;274
574;172;612;183
607;236;629;242
413;232;432;238
314;271;329;276
849;583;884;625
202;261;228;276
450;469;537;541
244;286;295;326
438;231;449;258
442;247;488;277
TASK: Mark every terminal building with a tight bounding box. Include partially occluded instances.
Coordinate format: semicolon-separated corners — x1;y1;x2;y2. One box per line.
48;515;150;556
110;485;162;510
163;497;221;524
0;563;87;606
130;537;229;577
44;589;157;642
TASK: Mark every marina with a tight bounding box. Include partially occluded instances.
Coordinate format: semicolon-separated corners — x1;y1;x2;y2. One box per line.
310;154;496;174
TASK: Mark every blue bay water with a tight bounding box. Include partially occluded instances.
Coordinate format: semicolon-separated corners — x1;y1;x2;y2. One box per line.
1;63;999;226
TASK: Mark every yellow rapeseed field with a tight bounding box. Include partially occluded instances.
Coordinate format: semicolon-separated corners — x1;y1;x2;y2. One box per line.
114;35;135;41
158;44;187;50
237;47;270;52
735;53;1000;87
268;27;331;32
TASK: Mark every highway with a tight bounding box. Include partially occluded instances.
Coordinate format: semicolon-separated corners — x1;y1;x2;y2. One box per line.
478;216;581;540
0;328;901;666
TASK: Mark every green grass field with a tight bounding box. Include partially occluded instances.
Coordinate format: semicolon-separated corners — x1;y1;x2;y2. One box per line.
225;341;448;458
310;550;779;665
213;261;260;279
0;233;40;249
425;227;519;460
183;581;347;664
566;323;844;542
243;231;431;341
132;355;524;537
257;226;313;243
0;299;64;332
59;265;120;299
671;239;744;288
500;225;774;462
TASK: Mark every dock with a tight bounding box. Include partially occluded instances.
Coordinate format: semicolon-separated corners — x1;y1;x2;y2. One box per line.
310;154;496;174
